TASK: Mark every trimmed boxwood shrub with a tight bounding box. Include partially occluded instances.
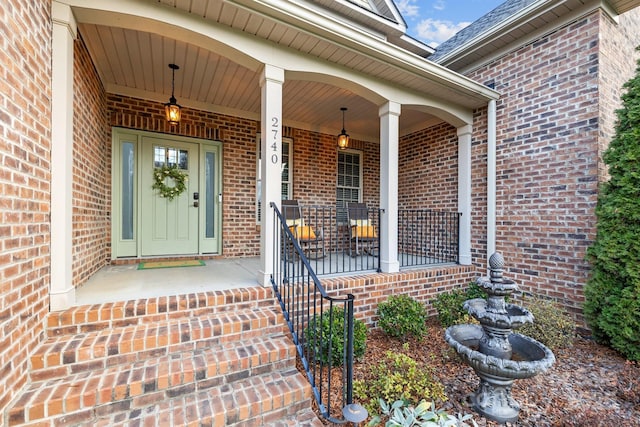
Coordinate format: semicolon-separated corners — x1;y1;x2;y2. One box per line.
432;283;486;328
377;294;428;341
305;306;367;367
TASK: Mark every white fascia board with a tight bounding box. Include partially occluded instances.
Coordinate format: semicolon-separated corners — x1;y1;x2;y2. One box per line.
228;0;499;102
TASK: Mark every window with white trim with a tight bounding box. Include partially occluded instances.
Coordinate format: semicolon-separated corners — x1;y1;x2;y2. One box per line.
336;149;362;223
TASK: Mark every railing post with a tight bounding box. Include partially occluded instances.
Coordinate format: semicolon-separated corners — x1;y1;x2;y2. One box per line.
345;294;355;404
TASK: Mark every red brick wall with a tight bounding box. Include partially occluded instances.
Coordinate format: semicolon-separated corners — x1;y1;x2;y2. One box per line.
0;0;51;415
399;122;458;211
321;264;476;326
72;34;110;286
290;129;379;207
464;8;640;322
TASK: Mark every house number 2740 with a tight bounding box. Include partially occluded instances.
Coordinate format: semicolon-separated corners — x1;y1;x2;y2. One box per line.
271;117;279;164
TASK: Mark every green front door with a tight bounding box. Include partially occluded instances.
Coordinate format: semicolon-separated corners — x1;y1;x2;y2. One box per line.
140;137;199;256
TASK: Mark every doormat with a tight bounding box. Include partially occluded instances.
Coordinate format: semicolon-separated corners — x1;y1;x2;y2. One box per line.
137;260;205;270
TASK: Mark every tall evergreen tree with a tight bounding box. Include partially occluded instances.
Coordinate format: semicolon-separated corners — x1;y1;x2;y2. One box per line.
585;48;640;361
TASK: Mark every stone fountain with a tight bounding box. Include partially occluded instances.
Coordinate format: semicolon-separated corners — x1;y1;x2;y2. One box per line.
445;252;555;424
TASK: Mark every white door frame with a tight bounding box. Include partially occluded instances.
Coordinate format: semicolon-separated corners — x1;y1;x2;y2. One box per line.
111;128;222;258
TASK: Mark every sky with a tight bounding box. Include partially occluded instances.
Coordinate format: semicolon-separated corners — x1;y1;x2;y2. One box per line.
396;0;505;47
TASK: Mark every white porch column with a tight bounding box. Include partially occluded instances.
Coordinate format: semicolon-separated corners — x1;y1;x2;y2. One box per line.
457;125;473;265
487;100;497;264
50;2;77;311
379;101;401;273
258;64;284;286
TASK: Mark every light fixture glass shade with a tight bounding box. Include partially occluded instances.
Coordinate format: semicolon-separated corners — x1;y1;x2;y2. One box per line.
337;107;349;149
165;64;181;125
165;97;181;125
337;132;349;149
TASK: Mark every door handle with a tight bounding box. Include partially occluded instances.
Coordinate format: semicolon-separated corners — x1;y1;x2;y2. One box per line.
193;201;199;208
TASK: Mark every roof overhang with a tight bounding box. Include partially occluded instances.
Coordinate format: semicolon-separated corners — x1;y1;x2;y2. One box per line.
433;0;640;73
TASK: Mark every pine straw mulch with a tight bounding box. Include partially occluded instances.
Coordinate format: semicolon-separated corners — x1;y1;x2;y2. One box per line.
308;318;640;426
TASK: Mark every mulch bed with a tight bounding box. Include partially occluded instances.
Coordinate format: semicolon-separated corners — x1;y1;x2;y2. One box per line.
311;319;640;426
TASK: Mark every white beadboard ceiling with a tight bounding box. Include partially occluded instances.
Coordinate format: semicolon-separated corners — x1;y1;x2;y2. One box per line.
74;0;488;141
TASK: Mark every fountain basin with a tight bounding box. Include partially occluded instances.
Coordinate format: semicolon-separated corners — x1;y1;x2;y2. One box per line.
445;324;555;380
464;299;534;330
476;277;518;296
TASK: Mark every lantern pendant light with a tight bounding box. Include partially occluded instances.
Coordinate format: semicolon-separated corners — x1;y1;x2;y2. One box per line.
165;64;181;125
337;107;349;149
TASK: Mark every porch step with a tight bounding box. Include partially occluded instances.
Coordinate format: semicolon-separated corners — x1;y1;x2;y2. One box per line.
45;287;275;336
6;289;323;426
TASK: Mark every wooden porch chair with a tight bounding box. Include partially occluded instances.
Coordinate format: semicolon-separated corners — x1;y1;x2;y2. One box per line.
347;202;378;257
281;200;325;260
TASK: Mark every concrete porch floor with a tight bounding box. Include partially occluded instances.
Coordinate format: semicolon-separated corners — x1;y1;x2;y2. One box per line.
74;251;439;306
76;257;263;306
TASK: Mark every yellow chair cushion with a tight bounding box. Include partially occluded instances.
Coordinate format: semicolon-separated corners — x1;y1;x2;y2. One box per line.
352;225;377;239
290;225;317;240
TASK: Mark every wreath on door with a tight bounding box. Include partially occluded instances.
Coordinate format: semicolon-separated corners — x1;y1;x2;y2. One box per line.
152;165;188;201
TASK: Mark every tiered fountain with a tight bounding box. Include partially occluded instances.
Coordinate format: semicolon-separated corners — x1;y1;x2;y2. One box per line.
445;253;555;423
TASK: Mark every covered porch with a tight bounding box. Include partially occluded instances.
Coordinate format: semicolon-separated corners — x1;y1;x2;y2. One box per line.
51;0;499;311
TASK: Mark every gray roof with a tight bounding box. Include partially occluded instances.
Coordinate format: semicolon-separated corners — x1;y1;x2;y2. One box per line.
429;0;538;62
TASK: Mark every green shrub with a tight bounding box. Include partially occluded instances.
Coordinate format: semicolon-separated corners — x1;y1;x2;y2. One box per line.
377;294;428;341
518;295;575;349
432;283;487;328
585;49;640;361
368;399;477;427
305;306;367;367
354;349;446;415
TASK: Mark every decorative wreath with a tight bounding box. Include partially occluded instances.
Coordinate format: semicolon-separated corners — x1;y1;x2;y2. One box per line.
152;165;188;201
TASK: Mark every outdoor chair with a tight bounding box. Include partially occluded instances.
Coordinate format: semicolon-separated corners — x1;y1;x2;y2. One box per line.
347;202;378;257
281;199;325;260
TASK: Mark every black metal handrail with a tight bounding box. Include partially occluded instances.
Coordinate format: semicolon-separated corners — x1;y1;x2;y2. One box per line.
270;202;362;423
398;209;461;267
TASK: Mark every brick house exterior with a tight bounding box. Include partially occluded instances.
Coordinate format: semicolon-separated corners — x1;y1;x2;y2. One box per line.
450;6;640;322
1;0;639;420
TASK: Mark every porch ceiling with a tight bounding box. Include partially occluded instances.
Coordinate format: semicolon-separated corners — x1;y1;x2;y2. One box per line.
71;0;498;142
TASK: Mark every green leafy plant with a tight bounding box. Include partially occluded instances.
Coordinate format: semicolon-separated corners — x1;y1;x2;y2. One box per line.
518;295;576;349
377;294;428;341
368;399;477;427
432;283;486;328
585;48;640;361
354;349;446;415
305;306;367;367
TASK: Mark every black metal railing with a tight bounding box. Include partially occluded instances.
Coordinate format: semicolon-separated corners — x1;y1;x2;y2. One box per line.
282;205;382;275
398;209;461;268
270;202;361;423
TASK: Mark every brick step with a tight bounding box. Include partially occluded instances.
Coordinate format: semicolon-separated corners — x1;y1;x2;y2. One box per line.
8;334;299;425
31;307;287;381
10;369;319;427
46;288;274;337
8;288;323;426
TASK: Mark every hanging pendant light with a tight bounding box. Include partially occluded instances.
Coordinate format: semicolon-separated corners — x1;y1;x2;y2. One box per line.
165;63;181;125
337;107;350;149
